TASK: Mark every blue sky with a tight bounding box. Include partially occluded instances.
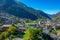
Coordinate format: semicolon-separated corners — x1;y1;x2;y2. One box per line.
18;0;60;14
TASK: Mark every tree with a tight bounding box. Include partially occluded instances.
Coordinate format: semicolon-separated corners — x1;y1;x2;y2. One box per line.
23;28;43;40
51;30;57;34
42;33;53;40
0;26;17;40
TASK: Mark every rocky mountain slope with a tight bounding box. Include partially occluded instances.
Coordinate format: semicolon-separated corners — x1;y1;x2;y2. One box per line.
0;0;51;20
54;12;60;18
52;12;60;21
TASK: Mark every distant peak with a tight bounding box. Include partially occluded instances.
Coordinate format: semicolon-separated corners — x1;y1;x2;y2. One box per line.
57;11;60;13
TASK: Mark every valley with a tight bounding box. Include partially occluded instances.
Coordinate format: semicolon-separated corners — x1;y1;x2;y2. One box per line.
0;0;60;40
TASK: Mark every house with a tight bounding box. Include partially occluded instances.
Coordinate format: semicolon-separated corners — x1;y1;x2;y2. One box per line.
0;24;12;33
56;22;60;26
0;27;9;34
16;23;27;32
50;33;57;39
37;20;46;28
54;22;60;29
19;27;27;32
2;24;12;27
42;29;50;34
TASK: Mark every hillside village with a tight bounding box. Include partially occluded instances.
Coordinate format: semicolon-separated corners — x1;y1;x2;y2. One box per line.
0;17;60;40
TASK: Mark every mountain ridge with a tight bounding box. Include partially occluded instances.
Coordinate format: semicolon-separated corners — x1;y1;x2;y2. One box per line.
0;0;51;20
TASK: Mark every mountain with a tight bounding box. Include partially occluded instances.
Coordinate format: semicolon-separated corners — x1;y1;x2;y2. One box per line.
0;0;51;20
47;14;54;18
54;12;60;18
52;12;60;21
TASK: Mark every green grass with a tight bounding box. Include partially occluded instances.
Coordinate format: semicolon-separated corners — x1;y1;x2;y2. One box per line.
14;21;37;27
14;23;21;26
24;22;37;26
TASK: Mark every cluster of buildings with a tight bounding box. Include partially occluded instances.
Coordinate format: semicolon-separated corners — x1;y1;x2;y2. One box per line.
0;18;60;40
